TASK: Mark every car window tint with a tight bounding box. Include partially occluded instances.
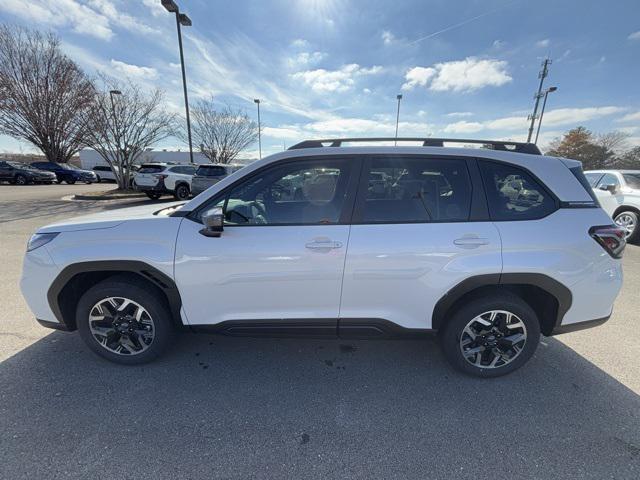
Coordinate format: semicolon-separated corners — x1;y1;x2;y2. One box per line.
359;157;472;223
584;172;603;187
623;173;640;189
207;159;352;226
138;165;164;173
480;161;556;220
197;166;226;177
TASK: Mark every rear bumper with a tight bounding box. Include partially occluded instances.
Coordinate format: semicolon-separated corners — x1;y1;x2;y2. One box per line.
136;178;169;193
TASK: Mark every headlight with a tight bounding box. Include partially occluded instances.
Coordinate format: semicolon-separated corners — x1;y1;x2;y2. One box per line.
27;232;59;252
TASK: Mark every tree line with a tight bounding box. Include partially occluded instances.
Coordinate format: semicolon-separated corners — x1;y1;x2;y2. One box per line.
0;24;257;190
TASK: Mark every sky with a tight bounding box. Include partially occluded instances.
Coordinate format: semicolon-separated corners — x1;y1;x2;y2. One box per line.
1;0;639;158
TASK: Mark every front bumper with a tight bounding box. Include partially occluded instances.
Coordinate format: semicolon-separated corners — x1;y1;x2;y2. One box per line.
20;246;63;326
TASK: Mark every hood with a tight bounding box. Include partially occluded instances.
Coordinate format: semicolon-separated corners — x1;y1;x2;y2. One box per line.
37;201;184;233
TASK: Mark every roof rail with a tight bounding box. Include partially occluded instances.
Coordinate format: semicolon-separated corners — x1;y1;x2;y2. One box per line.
288;137;542;155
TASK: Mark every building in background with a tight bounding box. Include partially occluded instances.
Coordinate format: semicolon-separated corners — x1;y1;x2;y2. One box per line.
78;149;256;170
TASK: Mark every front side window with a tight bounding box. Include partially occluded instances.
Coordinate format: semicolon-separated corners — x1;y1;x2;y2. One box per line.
596;173;620;189
202;159;352;226
480;161;556;220
585;172;603;187
358;157;472;223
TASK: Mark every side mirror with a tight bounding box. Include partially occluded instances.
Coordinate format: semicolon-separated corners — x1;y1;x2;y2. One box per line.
599;184;617;194
199;207;224;237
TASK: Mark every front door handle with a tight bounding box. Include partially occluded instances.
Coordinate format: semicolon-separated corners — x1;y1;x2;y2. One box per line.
305;239;343;250
453;237;490;249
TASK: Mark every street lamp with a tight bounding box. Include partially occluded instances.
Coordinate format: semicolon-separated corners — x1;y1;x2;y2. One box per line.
162;0;194;163
394;94;402;146
254;99;262;160
534;86;558;145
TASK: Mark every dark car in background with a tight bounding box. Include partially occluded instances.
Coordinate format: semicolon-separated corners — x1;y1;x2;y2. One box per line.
191;164;243;196
0;161;57;185
31;162;97;184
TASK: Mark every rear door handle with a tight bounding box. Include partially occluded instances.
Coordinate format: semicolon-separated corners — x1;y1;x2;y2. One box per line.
453;237;490;248
305;239;343;250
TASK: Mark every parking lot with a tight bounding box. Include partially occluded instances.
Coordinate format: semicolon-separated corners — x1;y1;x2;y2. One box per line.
1;184;639;479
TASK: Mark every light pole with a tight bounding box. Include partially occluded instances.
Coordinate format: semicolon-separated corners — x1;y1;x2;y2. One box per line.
394;94;402;146
161;0;194;163
527;58;551;143
254;99;262;160
534;86;557;145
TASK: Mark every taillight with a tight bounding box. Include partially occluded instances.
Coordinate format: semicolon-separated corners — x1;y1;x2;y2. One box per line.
589;225;626;259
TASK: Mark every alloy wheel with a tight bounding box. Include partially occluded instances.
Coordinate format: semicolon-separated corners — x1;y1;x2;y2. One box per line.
459;310;527;369
88;297;155;355
615;212;636;239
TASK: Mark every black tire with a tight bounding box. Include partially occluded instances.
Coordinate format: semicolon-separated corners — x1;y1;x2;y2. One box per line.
65;178;76;185
614;210;639;244
85;181;93;185
76;277;174;365
95;175;101;183
174;183;190;200
146;192;162;200
439;292;540;378
56;178;62;184
15;174;28;185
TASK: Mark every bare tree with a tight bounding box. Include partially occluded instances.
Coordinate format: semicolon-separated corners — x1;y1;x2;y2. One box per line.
191;98;258;163
0;25;94;163
82;77;177;190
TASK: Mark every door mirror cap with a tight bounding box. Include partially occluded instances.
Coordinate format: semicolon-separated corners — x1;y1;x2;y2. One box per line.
200;207;224;237
599;183;617;194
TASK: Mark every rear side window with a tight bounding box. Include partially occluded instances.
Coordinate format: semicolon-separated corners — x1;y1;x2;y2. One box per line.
358;157;472;223
138;165;165;174
585;172;603;187
569;166;599;203
479;161;556;220
197;165;226;177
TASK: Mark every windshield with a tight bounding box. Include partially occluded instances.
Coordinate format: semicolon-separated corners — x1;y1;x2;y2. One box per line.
623;173;640;189
8;162;35;169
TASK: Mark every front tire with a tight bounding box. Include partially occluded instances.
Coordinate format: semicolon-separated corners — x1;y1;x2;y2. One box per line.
440;293;540;377
76;277;174;365
146;192;162;200
614;210;639;243
15;174;28;185
174;183;190;200
66;178;76;185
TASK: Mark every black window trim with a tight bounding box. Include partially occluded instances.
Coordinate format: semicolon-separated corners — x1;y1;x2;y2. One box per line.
187;155;364;227
350;154;487;225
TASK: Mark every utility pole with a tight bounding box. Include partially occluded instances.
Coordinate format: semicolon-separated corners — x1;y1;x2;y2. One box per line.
254;99;262;160
527;58;551;143
534;86;558;144
394;94;402;146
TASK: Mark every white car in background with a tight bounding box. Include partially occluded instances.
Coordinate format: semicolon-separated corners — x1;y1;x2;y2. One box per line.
134;163;198;200
585;170;640;242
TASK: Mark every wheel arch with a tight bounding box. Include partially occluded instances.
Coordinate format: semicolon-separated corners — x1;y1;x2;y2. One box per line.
612;204;640;219
432;273;572;336
47;261;184;331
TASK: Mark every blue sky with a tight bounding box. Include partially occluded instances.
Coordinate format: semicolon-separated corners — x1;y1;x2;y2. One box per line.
1;0;639;157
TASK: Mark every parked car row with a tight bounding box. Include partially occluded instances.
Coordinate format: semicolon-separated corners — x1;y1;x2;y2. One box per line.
134;162;243;200
0;160;100;185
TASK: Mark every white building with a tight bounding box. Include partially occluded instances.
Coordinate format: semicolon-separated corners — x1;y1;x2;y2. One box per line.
79;149;256;169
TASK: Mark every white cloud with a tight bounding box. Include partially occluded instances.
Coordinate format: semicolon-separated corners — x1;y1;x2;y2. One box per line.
287;51;327;68
292;64;384;93
443;121;484;134
542;106;625;126
628;31;640;41
492;40;506;49
141;0;165;17
382;30;395;45
618;111;640;122
535;38;551;48
363;88;372;94
88;0;160;36
402;57;511;93
446;111;474;118
291;39;310;49
110;59;157;79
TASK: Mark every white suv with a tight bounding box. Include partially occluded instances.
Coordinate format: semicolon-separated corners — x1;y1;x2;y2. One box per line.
20;138;625;377
134;163;197;200
585;170;640;242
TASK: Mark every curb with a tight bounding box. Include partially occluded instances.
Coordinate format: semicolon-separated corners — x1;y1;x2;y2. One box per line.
71;192;146;201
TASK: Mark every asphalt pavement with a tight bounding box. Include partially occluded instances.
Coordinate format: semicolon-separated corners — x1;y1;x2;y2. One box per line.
1;184;639;479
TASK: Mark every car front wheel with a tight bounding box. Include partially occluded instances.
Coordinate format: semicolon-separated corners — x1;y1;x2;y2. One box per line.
614;210;639;243
146;192;162;200
66;178;76;185
14;174;28;185
76;277;174;364
174;183;190;200
440;293;540;377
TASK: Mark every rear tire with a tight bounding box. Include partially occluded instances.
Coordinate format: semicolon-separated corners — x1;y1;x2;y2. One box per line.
174;183;190;200
76;277;174;365
146;192;162;200
439;293;540;377
614;210;639;244
66;178;76;185
15;174;28;185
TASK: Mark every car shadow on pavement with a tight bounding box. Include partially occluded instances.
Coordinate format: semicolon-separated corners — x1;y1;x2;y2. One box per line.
1;332;639;479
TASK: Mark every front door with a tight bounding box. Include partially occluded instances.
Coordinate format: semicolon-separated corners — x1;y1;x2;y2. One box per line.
174;157;359;329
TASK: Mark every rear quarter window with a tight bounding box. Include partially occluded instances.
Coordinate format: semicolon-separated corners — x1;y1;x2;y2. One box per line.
479;160;557;221
138;165;165;174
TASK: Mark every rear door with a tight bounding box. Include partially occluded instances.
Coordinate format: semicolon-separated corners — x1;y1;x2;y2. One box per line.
339;155;502;330
174;156;360;328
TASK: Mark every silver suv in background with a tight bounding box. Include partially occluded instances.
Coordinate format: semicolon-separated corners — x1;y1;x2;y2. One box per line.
191;164;243;196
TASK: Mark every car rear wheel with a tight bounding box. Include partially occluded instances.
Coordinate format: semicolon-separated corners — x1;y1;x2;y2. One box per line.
95;175;101;183
440;293;540;377
174;183;190;200
66;178;76;185
76;277;174;364
614;210;639;243
146;192;162;200
14;174;28;185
